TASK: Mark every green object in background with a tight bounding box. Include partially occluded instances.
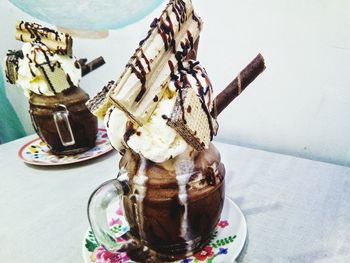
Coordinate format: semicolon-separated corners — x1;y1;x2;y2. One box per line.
0;65;26;144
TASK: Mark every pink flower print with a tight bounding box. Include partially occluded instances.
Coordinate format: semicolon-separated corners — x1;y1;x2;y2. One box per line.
95;247;130;263
193;246;214;261
96;140;107;145
116;207;124;216
109;217;122;227
116;236;125;242
217;220;229;228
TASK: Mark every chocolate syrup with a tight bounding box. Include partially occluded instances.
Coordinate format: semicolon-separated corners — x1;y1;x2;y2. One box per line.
131;63;146;102
192;11;201;29
39;65;57;94
140;49;151;72
124;122;136;143
168;60;178;80
105;107;114;128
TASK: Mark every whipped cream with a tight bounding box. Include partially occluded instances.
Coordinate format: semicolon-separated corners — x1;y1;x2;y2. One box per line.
16;42;81;96
105;90;188;163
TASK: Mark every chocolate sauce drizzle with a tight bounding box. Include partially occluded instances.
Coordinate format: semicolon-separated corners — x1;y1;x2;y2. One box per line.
105;107;114;128
191;10;202;29
124;121;136;143
140;49;151;72
173;0;187;27
158;10;177;53
39;65;57;94
131;61;147;102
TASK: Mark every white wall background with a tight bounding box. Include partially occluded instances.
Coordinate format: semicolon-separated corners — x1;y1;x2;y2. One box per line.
1;0;350;166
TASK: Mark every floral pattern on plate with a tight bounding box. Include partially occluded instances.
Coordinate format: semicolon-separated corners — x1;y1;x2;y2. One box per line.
19;128;113;165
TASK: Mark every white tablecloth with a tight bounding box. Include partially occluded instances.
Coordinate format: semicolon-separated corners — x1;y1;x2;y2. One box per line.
0;136;349;262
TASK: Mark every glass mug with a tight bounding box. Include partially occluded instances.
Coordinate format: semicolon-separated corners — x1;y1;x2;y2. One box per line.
88;144;225;262
29;87;97;155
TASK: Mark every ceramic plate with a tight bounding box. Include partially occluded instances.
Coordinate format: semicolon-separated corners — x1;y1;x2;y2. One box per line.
82;197;247;263
18;128;113;166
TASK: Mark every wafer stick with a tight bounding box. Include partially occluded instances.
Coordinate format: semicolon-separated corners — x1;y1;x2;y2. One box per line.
15;21;72;56
211;53;265;118
81;56;105;77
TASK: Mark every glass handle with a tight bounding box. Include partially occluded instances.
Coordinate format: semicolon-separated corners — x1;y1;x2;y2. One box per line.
53;104;75;146
87;177;133;252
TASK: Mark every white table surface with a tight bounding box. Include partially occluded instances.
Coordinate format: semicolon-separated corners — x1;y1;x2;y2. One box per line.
0;136;349;263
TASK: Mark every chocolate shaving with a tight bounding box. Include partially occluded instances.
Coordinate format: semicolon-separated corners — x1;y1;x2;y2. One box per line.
211;53;266;118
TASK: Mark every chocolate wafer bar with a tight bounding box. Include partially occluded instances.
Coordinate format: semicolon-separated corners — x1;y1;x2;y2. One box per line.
4;50;23;84
167;87;217;151
86;81;115;120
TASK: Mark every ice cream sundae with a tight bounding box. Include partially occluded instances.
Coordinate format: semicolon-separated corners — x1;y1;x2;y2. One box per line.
86;0;265;261
4;21;105;155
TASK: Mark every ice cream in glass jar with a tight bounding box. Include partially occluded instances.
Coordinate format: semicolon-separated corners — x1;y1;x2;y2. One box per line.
4;22;104;155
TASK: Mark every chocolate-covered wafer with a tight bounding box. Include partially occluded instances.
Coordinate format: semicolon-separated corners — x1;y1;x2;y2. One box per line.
211;53;266;118
4;50;23;84
108;0;202;126
86;80;115;120
15;21;73;56
167;87;217;151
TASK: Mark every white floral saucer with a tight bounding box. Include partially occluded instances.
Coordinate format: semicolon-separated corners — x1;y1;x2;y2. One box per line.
18;128;113;166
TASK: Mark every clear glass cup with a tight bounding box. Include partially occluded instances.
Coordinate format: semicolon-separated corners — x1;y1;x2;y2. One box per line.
87;144;225;261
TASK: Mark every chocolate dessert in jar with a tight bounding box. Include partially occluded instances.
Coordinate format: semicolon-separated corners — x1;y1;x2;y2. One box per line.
124;144;225;260
4;21;105;155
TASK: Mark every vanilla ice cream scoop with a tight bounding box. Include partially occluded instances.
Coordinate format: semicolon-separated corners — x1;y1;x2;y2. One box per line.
15;42;81;96
105;88;188;163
